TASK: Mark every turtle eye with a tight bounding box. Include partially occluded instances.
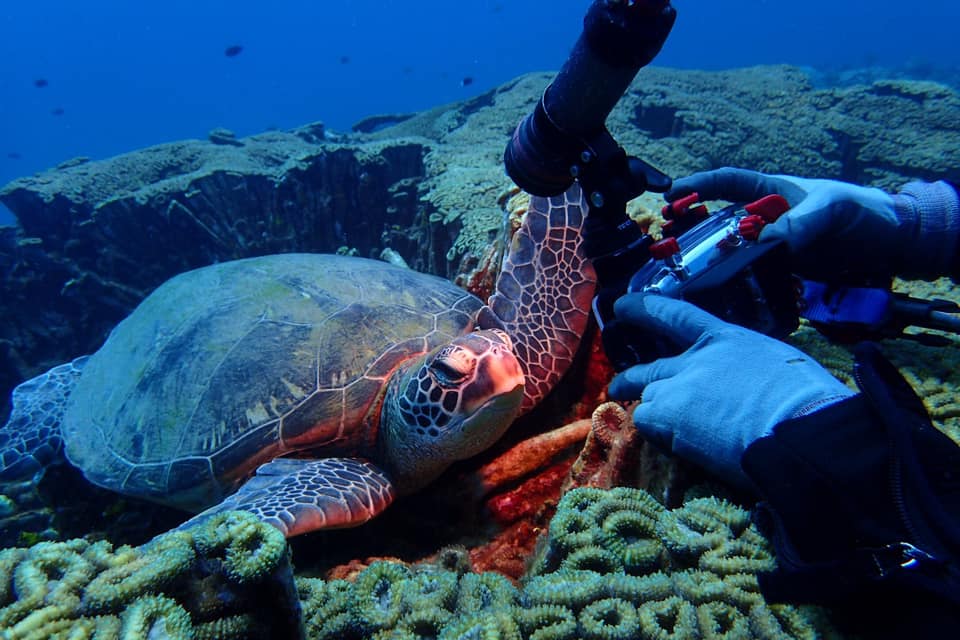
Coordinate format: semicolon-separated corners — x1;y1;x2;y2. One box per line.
430;347;474;386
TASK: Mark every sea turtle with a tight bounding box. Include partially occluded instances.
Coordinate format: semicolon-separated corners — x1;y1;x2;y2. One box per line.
0;185;596;537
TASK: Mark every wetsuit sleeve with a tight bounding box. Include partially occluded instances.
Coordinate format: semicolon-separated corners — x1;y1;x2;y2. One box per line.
949;180;960;278
740;344;960;636
892;179;960;280
741;394;898;575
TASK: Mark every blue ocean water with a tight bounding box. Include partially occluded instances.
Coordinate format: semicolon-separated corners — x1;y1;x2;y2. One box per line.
1;0;958;224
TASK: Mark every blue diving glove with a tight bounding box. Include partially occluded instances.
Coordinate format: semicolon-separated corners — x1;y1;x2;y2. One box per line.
667;168;960;280
607;294;853;490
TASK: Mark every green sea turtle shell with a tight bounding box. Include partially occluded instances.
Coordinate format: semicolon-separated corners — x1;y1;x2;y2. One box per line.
62;254;483;510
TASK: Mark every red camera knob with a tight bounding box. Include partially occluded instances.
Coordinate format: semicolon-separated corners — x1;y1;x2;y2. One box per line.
649;237;680;260
662;192;704;220
738;214;766;241
744;194;790;222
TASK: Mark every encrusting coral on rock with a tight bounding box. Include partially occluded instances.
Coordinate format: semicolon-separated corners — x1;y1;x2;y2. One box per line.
562;402;639;493
0;511;302;639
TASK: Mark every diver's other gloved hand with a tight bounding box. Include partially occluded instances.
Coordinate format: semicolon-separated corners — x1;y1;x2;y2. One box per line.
607;294;853;490
666;168;960;281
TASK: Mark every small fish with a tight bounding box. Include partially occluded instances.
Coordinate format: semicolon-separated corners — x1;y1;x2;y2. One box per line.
339;55;350;64
7;152;22;159
460;76;474;87
224;45;243;57
51;107;65;116
34;78;48;88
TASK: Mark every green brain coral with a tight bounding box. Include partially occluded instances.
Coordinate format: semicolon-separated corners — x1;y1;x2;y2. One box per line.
0;491;840;639
295;487;837;640
519;487;823;640
0;511;301;640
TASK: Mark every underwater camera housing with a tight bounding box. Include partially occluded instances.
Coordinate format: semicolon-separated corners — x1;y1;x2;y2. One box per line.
594;191;960;370
506;1;960;371
502;0;794;367
593;193;801;370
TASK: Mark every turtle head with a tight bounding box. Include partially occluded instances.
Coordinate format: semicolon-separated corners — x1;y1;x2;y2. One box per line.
380;329;524;492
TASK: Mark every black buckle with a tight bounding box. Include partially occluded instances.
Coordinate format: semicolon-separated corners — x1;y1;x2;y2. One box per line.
868;541;940;579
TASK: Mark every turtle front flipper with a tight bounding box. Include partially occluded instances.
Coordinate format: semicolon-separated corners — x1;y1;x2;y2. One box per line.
0;356;88;482
180;457;396;537
479;183;597;414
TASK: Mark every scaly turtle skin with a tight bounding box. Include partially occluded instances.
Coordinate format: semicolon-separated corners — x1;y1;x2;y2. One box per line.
0;185;595;537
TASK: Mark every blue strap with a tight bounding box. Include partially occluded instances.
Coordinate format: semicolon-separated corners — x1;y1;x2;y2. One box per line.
799;280;891;328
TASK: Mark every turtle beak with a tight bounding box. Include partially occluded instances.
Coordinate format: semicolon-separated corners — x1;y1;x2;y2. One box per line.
454;348;524;460
486;348;524;398
459;331;524;416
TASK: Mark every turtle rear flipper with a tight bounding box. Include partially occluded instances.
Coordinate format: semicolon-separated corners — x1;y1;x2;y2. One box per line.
181;457;396;537
0;356;88;482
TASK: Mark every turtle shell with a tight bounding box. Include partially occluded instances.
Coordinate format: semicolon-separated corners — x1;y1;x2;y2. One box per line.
62;254;483;510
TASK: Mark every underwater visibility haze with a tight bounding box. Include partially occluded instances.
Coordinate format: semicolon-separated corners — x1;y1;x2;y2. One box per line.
1;1;960;638
2;0;960;222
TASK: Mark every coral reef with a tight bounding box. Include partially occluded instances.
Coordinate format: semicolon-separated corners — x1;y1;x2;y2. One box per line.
5;65;957;419
0;511;302;639
808;61;960;96
468;420;592;507
456;416;589;580
562;402;639;493
0;64;957;638
608;65;960;189
463;388;646;580
0;132;430;417
207;128;244;147
292;487;834;639
522;487;834;639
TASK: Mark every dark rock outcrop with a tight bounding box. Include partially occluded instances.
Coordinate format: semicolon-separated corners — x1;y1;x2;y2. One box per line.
0;130;433;411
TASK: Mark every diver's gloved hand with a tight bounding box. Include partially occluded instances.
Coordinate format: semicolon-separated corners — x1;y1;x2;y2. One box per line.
607;294;853;490
666;168;960;280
